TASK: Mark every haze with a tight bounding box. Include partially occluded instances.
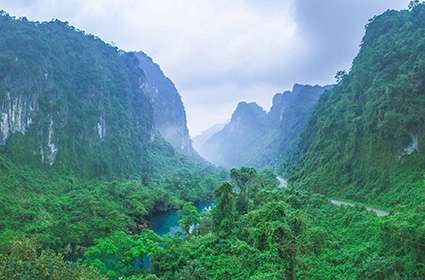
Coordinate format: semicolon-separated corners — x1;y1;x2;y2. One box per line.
0;0;409;136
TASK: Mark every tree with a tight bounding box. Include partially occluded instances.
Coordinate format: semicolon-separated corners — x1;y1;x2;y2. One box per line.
84;230;162;278
241;202;306;280
230;167;257;190
335;70;347;83
0;238;105;280
230;167;257;214
212;182;236;234
178;202;200;235
409;0;420;10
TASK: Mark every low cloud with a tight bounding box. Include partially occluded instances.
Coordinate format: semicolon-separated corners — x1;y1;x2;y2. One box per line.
0;0;410;136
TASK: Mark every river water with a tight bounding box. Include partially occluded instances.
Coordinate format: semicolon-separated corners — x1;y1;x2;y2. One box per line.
143;200;214;270
150;200;214;235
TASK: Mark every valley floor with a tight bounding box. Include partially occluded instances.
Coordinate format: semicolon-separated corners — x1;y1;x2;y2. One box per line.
1;166;424;279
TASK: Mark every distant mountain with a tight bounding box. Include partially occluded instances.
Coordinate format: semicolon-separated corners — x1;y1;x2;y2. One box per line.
269;84;333;167
134;51;195;156
0;14;202;178
198;84;331;168
199;102;268;167
193;123;225;156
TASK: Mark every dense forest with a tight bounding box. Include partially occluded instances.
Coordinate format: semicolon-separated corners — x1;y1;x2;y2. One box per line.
0;11;224;279
151;168;425;279
1;2;425;280
3;167;422;279
287;1;425;209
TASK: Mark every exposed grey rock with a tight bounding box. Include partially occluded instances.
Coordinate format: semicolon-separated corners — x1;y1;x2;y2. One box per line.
134;51;195;156
0;91;38;144
197;84;332;168
46;118;58;165
97;114;106;140
401;132;418;157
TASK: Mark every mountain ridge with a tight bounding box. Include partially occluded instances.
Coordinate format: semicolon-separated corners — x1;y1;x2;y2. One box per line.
196;84;331;168
0;12;204;179
288;4;425;206
134;51;196;157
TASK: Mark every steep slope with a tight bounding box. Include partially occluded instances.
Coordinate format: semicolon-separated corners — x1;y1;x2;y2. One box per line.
198;84;329;168
201;102;268;168
193;123;225;156
0;12;224;257
0;13;201;179
134;51;195;156
257;84;332;167
290;4;425;206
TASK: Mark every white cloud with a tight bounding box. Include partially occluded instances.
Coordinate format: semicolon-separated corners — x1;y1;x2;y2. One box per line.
0;0;410;136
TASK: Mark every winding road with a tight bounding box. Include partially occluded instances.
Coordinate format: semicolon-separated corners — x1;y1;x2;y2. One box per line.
276;176;389;217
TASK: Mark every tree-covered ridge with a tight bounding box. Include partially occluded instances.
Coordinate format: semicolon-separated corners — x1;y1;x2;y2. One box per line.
0;12;209;180
0;12;226;279
0;11;155;178
288;3;425;207
264;84;332;168
1;2;425;279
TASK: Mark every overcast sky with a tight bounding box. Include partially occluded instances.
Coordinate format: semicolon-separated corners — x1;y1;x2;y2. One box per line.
0;0;410;136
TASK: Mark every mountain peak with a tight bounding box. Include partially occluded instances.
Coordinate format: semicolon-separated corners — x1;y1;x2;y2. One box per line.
134;51;195;156
231;102;266;123
196;84;329;168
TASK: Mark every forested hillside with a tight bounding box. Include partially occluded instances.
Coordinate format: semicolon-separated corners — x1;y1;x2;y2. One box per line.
262;84;332;168
0;12;205;179
151;168;425;279
2;2;425;279
0;12;224;279
0;13;151;177
288;2;425;207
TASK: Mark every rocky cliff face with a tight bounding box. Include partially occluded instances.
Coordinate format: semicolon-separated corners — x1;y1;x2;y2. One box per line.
269;84;328;127
0;91;38;145
134;51;194;156
0;14;199;178
269;84;333;166
199;102;268;167
193;123;225;155
196;84;330;168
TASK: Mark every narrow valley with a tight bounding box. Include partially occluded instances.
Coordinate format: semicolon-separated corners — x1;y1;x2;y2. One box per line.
0;2;424;280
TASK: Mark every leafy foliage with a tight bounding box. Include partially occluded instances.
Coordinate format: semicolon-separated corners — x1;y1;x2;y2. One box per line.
177;203;200;235
150;168;425;279
287;3;425;207
83;230;161;278
0;11;212;180
0;238;105;279
0;153;221;255
2;3;425;280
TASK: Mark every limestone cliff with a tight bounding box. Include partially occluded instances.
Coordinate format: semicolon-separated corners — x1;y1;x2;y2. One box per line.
196;84;331;168
135;52;195;156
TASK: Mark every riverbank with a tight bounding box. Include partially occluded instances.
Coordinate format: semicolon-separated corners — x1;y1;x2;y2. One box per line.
150;200;215;236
